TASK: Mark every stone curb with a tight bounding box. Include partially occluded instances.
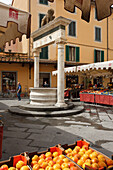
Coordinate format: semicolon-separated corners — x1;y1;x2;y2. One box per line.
8;105;84;117
19;103;74;111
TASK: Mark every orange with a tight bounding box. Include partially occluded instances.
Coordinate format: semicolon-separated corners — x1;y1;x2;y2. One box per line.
106;159;113;166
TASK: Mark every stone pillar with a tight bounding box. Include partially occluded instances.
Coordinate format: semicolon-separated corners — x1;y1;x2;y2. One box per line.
33;48;41;88
55;38;67;107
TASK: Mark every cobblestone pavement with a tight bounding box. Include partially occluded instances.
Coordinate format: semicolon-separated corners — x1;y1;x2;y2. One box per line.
0;99;113;161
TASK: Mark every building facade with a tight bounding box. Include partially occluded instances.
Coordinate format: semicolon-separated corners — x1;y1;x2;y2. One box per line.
2;0;113;94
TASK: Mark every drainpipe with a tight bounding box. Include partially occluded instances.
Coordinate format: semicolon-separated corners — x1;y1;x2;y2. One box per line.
107;17;108;61
29;0;31;58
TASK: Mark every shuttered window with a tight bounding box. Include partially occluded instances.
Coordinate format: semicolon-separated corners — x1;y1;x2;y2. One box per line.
66;45;80;62
94;49;104;62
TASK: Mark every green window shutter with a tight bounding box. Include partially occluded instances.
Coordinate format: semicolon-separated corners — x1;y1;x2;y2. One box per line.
76;47;80;62
66;45;69;61
39;13;45;28
94;49;97;63
40;46;48;59
101;50;104;62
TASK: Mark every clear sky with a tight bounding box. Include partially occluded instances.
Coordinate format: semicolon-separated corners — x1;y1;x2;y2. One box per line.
0;0;12;5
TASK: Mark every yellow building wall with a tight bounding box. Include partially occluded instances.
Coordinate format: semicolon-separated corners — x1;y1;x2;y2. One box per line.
0;63;34;93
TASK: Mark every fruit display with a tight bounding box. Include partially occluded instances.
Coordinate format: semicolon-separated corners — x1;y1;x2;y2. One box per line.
0;160;30;170
80;89;113;95
29;148;80;170
62;140;113;170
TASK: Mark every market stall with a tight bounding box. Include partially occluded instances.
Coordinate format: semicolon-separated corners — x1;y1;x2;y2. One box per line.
52;60;113;103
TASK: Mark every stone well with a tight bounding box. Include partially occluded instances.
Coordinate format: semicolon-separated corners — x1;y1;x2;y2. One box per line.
30;88;57;106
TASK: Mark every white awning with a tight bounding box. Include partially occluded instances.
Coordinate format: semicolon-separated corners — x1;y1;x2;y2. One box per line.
0;2;31;49
52;66;77;76
52;60;113;76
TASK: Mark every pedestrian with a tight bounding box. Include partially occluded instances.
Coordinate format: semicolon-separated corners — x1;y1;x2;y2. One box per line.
43;81;49;87
17;82;21;101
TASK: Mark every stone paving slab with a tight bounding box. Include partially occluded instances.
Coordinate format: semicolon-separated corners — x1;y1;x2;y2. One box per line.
3;131;30;139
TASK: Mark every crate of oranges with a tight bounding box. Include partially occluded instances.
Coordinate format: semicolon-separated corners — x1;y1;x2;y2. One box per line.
0;155;30;170
59;139;113;170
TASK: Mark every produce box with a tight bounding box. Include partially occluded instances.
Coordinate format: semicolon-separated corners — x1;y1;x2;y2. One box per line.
25;146;81;170
0;155;29;170
58;139;113;170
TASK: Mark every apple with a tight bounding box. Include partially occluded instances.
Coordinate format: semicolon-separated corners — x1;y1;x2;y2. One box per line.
53;164;61;170
16;160;25;169
74;146;80;153
38;159;45;165
61;163;69;169
68;162;75;167
20;166;29;170
0;165;8;170
8;168;16;170
39;154;46;159
98;161;107;168
45;166;54;170
77;160;84;167
70;166;77;170
82;145;89;150
32;155;39;162
31;161;38;167
63;158;70;163
45;152;52;158
106;159;113;166
33;164;40;170
91;158;98;163
53;156;59;163
56;158;63;165
59;155;65;159
71;156;78;163
91;163;99;169
82;162;91;169
53;152;59;158
41;162;48;169
48;160;55;167
45;157;52;162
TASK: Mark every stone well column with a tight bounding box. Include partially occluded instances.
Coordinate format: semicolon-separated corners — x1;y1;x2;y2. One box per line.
33;48;41;88
55;38;67;107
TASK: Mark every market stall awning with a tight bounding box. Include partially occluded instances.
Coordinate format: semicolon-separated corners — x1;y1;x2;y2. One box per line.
0;2;31;49
52;66;77;76
52;60;113;77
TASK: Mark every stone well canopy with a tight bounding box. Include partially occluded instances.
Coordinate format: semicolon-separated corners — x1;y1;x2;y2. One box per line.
48;0;113;22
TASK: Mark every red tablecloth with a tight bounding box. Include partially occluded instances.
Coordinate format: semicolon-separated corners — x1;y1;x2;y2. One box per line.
80;93;113;105
80;93;94;103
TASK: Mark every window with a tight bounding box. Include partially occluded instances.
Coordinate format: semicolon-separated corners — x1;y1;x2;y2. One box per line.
39;13;45;28
2;72;17;93
39;0;48;5
95;8;97;19
66;45;80;62
39;73;50;87
95;27;101;42
68;21;76;37
94;49;104;62
40;46;48;59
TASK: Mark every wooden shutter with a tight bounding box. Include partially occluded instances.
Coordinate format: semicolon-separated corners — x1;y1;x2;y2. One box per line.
101;50;104;62
94;49;97;62
76;47;80;62
66;45;69;61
